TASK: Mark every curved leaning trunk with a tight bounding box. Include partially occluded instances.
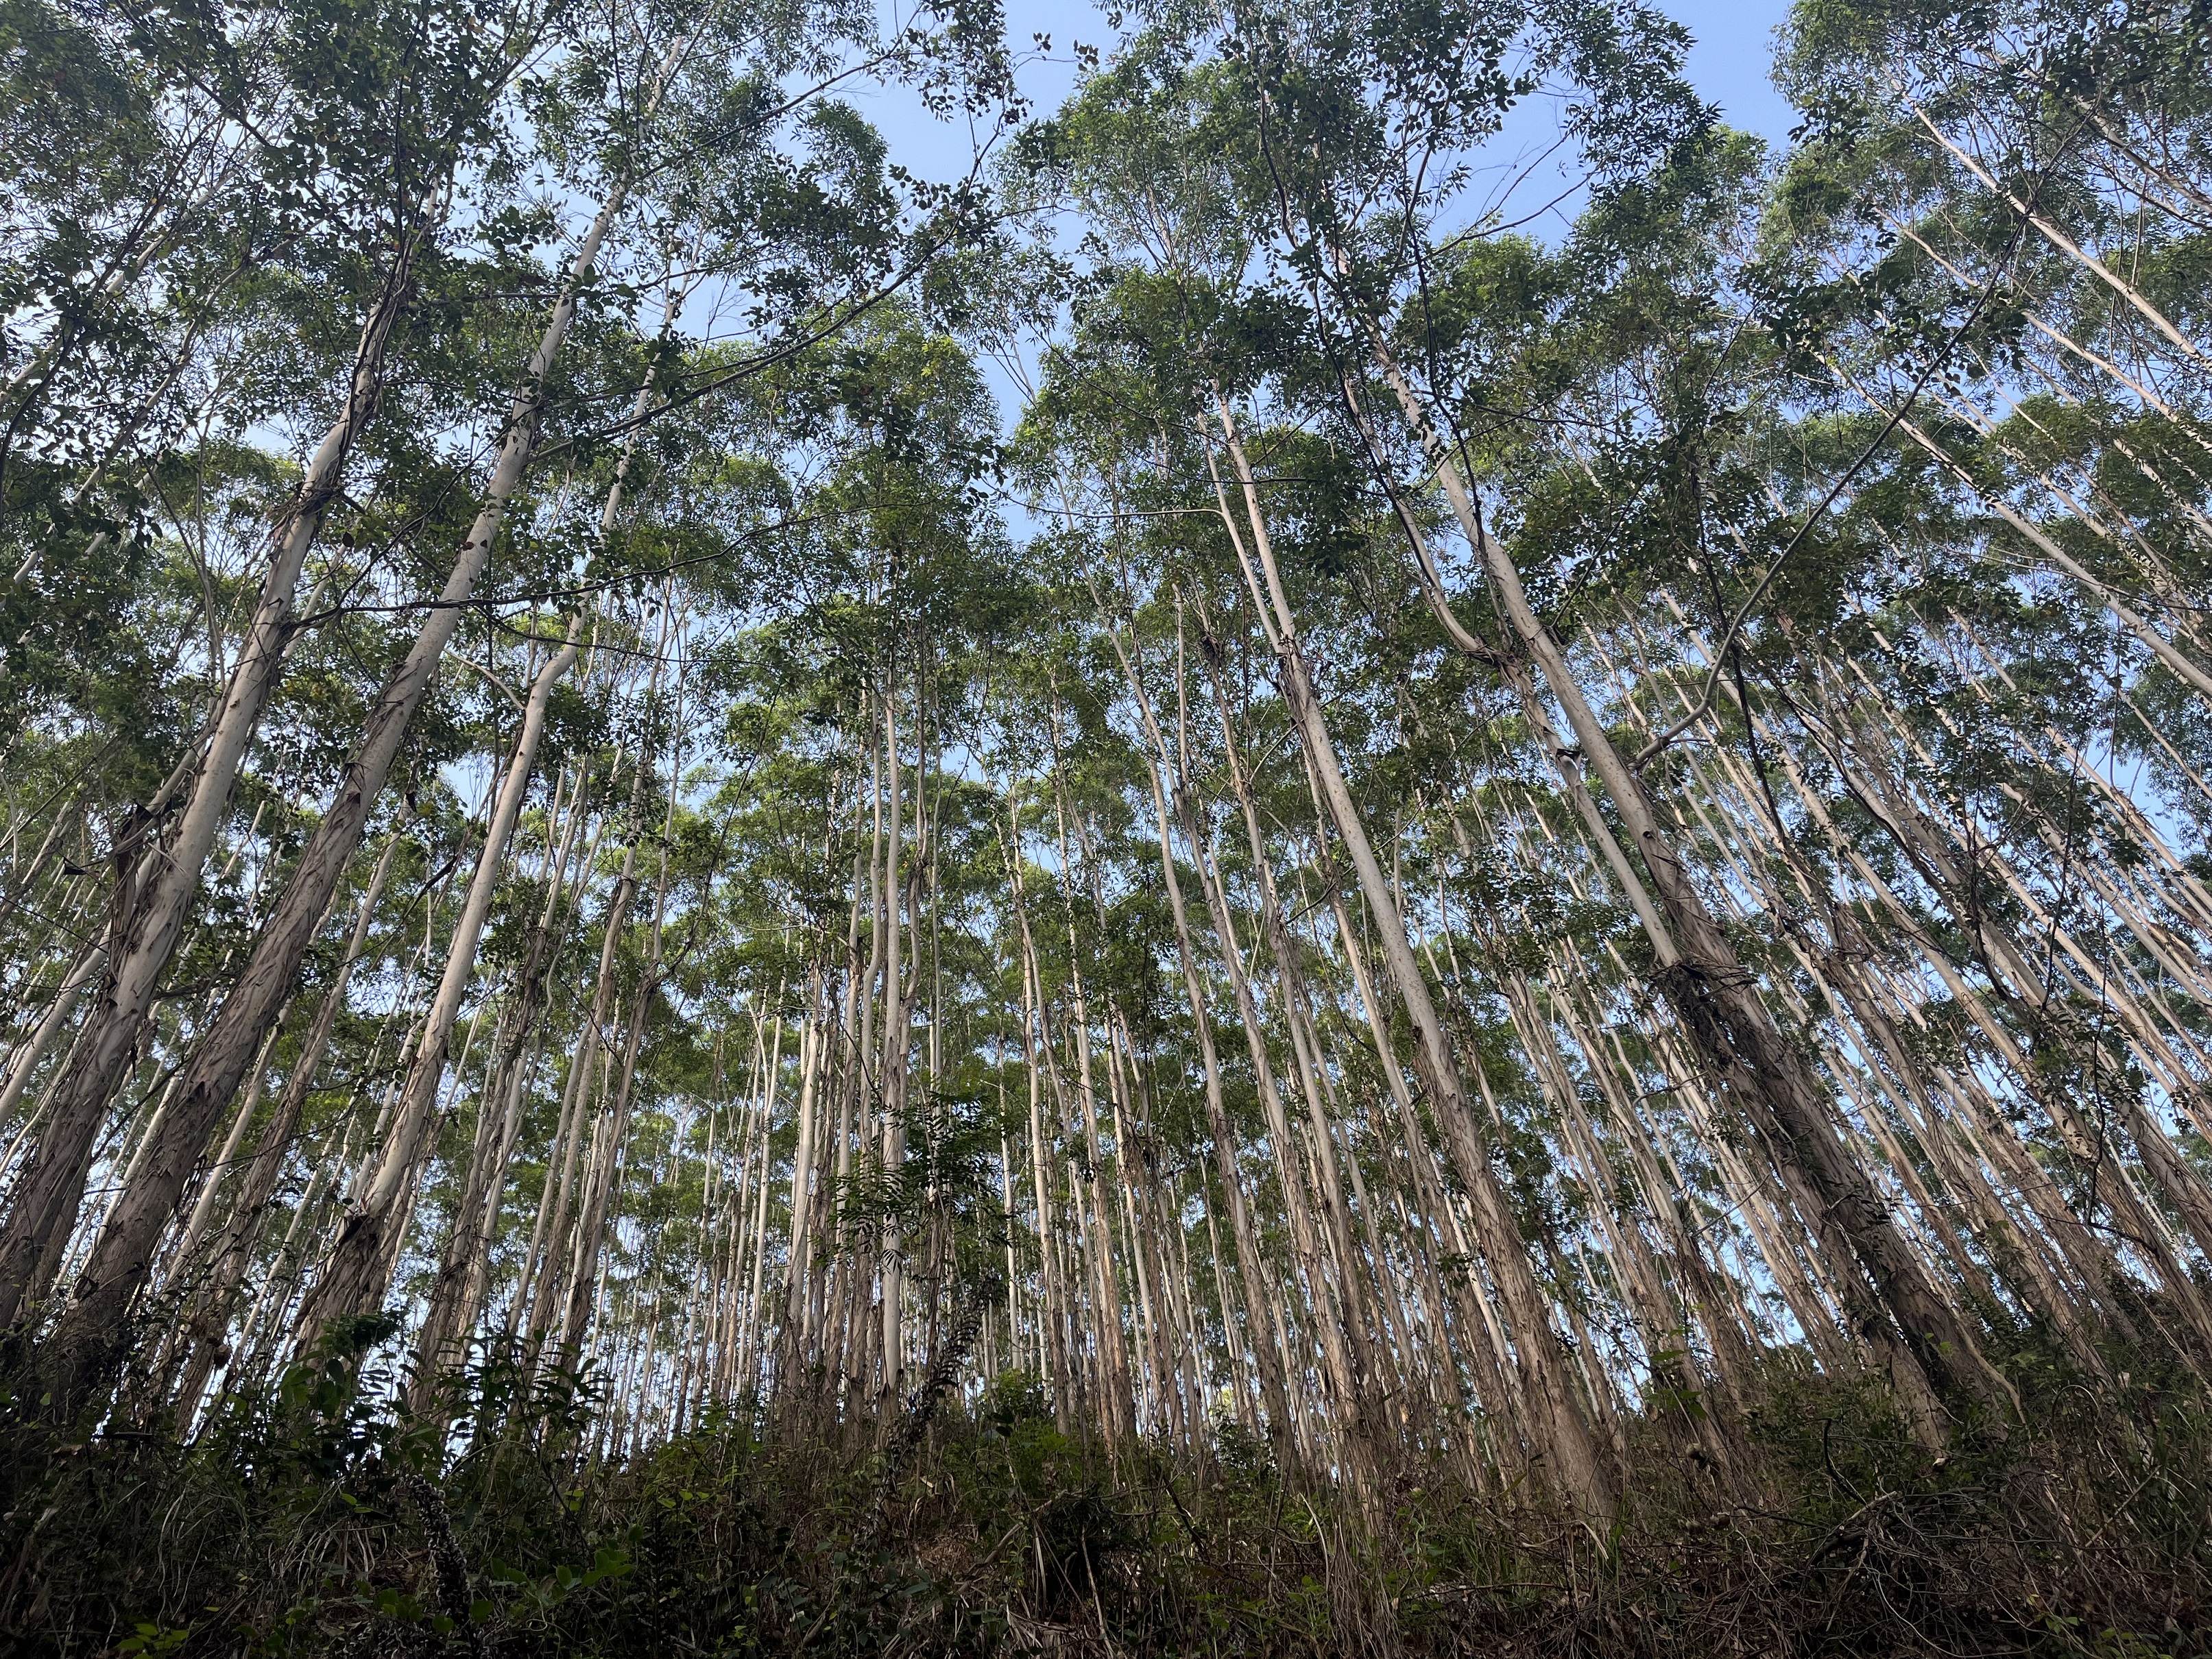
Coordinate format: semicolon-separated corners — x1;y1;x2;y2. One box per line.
167;829;405;1420
0;941;105;1130
296;622;582;1335
1367;352;2007;1431
1204;397;1615;1519
1901;97;2211;372
520;824;642;1349
1834;372;2212;708
551;758;677;1368
38;186;629;1417
556;944;659;1360
0;256;417;1331
407;755;594;1401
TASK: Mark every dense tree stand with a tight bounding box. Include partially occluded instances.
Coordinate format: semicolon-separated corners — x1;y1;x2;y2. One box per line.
1;0;2209;1649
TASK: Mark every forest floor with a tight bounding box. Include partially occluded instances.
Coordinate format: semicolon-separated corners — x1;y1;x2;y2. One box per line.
0;1332;2207;1656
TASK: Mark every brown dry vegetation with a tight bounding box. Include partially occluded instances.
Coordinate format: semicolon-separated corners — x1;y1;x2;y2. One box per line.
1;1327;2207;1656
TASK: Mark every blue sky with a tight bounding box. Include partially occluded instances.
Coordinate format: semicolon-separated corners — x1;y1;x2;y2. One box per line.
860;0;1802;191
1665;0;1797;144
834;0;1803;424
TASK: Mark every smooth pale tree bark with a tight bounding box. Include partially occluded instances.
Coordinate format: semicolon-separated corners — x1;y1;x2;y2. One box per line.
493;744;622;1344
773;988;816;1372
1019;893;1085;1419
1202;662;1380;1396
878;693;911;1405
168;829;406;1416
420;758;597;1366
1853;634;2212;1085
734;1023;780;1394
407;354;652;1390
1050;779;1143;1445
1103;1015;1186;1438
515;910;626;1342
0;257;419;1329
790;769;869;1381
519;747;659;1358
1173;670;1367;1471
1099;614;1301;1451
1205;400;1613;1516
1054;891;1138;1444
1901;95;2210;370
1631;616;2147;1342
1583;688;2008;1335
557;764;677;1362
1831;368;2212;705
162;1020;288;1295
823;782;867;1353
1512;960;1740;1475
1367;354;2006;1429
1811;672;2212;1266
0;941;104;1130
1293;771;1517;1457
40;182;634;1414
1783;736;2204;1337
299;619;581;1333
1001;827;1079;1429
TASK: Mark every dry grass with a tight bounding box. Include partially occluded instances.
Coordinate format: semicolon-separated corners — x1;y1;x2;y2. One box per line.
0;1340;2205;1656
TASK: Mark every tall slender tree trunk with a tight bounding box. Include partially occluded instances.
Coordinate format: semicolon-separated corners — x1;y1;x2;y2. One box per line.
0;256;419;1329
40;185;636;1414
296;624;583;1333
557;764;677;1361
409;650;597;1397
1370;355;2006;1430
1205;400;1613;1515
1103;633;1297;1449
0;941;104;1132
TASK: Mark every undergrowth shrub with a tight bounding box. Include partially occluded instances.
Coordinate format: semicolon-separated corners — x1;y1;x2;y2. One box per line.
0;1333;2206;1655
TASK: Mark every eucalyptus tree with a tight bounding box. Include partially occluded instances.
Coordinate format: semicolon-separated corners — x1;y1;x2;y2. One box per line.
1724;0;2212;1350
749;307;1022;1403
0;0;235;749
1172;0;2033;1429
0;0;544;1335
25;0;1022;1418
5;0;2212;1536
1004;2;1775;1513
